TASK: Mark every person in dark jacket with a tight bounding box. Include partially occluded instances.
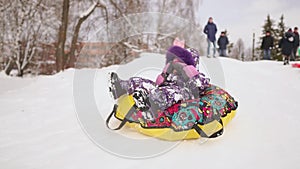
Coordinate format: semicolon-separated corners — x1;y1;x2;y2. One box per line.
292;27;299;61
217;31;229;57
279;29;295;65
204;17;217;57
261;31;274;60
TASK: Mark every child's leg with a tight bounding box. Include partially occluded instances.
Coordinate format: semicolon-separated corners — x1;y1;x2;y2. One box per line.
109;72;156;100
148;85;186;111
109;72;127;99
283;55;289;65
126;77;156;94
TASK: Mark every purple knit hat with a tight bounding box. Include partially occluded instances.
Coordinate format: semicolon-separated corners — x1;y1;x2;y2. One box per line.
166;46;195;66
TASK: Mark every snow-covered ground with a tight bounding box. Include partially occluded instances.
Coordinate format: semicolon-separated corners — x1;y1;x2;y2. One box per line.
1;53;300;169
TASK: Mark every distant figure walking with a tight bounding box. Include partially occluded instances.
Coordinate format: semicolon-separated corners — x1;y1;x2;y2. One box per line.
204;17;217;58
292;27;299;61
279;29;295;65
261;31;274;60
217;31;229;57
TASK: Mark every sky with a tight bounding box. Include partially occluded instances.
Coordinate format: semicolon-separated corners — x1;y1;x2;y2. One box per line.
197;0;300;48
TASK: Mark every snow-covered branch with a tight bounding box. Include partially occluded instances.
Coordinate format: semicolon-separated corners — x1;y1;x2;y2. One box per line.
67;1;108;68
79;2;97;18
109;0;139;35
157;32;177;41
79;1;106;19
123;42;143;52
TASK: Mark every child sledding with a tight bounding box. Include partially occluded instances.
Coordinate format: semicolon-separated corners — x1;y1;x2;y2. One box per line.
107;40;238;141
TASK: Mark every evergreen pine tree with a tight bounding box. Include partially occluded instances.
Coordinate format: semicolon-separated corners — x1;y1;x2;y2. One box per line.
274;15;286;61
277;15;286;38
263;14;276;35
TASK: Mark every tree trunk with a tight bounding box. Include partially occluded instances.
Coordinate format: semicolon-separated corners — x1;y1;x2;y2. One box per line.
55;0;69;72
4;59;14;76
67;3;107;68
68;3;98;68
17;68;23;77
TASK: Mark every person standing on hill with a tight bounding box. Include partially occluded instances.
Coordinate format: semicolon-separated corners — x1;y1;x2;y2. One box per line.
217;31;229;57
261;31;274;60
279;29;295;65
204;17;217;58
292;27;299;61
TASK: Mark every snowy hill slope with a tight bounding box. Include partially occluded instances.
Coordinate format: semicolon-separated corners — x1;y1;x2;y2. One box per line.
1;53;300;169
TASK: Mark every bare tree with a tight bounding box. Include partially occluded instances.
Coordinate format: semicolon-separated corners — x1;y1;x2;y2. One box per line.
244;48;253;61
97;0;205;68
153;0;204;50
230;38;245;60
1;0;52;76
55;0;69;72
68;2;108;68
55;0;108;72
1;0;206;75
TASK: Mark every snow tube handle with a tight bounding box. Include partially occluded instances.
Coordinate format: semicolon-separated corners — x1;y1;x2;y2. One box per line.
193;119;224;138
209;119;224;138
106;104;128;130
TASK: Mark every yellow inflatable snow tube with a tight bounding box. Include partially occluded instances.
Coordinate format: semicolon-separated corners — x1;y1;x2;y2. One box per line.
113;94;236;141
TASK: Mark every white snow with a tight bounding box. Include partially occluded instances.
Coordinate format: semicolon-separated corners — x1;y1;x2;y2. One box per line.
1;53;300;169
